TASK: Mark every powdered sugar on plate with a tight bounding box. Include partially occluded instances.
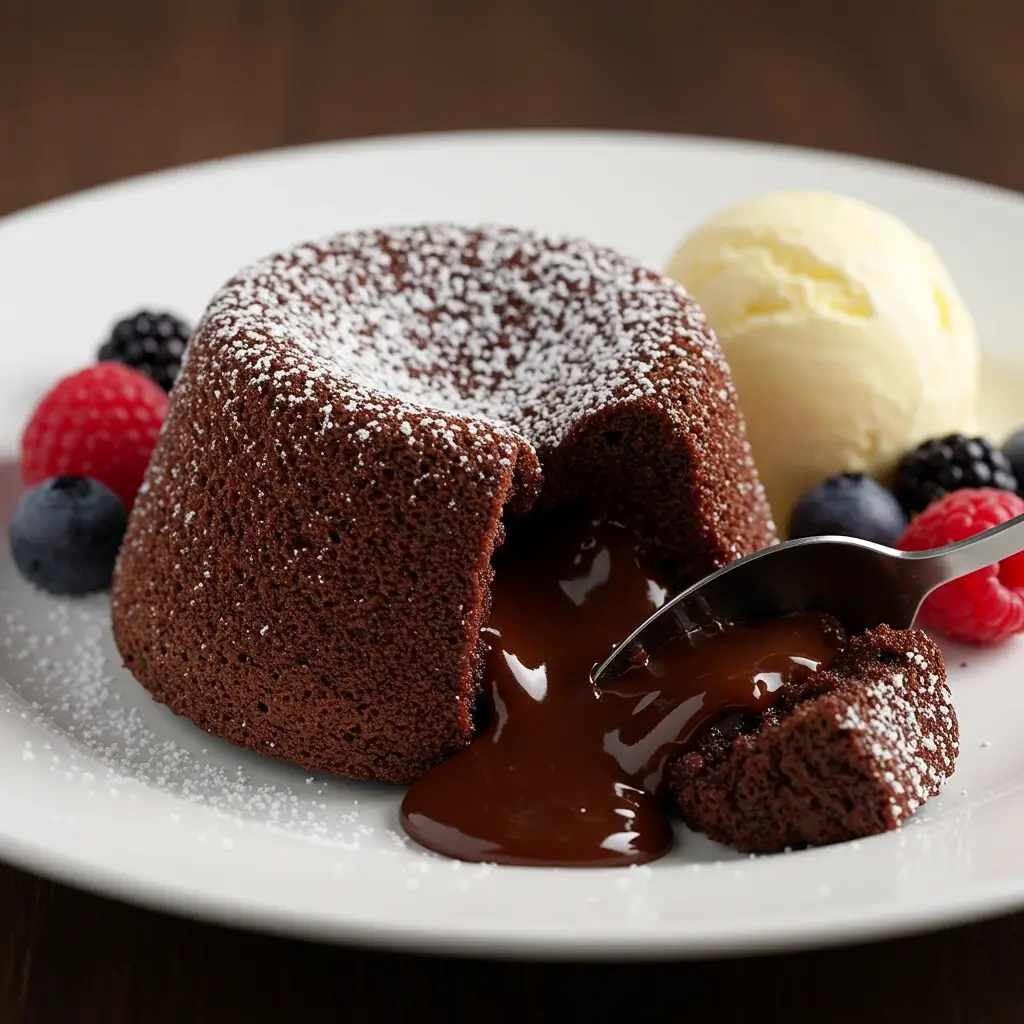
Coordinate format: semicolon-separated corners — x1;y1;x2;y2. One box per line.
0;577;403;849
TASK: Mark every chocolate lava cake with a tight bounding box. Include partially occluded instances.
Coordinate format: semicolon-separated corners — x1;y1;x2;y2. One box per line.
111;224;776;783
670;625;959;853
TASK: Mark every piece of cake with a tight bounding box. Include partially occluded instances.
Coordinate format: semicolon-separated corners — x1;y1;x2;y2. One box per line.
111;225;775;783
669;624;958;853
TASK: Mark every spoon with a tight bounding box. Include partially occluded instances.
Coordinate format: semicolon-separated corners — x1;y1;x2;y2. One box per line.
592;512;1024;684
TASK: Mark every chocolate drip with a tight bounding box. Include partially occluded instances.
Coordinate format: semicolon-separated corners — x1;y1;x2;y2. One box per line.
401;511;842;867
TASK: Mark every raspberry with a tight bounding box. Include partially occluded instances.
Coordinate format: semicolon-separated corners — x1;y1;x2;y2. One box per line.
20;364;169;511
897;488;1024;644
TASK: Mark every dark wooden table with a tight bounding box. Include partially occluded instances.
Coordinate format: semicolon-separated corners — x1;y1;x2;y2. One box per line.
3;1;1024;1020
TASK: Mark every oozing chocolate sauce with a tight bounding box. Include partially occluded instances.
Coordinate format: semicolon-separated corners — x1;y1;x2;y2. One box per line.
400;511;843;867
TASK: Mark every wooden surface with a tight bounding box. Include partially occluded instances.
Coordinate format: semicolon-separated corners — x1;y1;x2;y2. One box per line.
3;0;1024;1020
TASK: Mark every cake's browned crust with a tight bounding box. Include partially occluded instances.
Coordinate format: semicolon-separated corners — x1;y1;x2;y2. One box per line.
111;225;775;783
669;625;958;853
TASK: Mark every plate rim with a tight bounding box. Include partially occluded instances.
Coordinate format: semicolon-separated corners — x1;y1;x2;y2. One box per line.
4;126;1024;232
2;127;1023;959
2;824;1022;961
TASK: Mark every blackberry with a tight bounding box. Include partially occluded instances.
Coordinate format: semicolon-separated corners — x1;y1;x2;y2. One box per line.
98;310;191;392
893;434;1018;516
1002;427;1024;487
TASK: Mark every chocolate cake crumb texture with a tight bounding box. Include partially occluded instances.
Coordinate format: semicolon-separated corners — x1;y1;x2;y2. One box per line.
670;625;958;853
112;225;775;783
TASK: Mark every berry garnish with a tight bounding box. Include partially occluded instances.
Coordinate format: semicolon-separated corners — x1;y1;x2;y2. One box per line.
897;488;1024;644
893;434;1017;517
20;363;168;510
788;473;907;545
1001;427;1024;490
97;310;191;393
9;477;127;596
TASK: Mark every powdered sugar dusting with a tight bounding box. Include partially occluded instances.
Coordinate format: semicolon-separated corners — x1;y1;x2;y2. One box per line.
834;634;959;819
182;222;730;467
0;592;393;846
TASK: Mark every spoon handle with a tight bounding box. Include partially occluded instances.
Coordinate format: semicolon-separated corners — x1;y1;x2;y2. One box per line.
913;511;1024;591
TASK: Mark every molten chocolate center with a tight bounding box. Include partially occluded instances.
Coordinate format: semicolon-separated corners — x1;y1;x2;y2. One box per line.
400;511;842;867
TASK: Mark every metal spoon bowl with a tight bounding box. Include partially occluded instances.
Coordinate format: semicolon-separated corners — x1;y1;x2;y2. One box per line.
592;511;1024;684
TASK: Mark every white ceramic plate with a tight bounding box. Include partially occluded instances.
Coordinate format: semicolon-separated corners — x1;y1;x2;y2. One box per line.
1;130;1024;960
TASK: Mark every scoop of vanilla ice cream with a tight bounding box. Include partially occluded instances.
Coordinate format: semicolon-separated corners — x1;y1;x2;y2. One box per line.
664;191;979;533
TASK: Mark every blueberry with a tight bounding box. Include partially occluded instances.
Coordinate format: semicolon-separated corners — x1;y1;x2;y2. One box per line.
1002;428;1024;492
788;473;907;546
9;477;127;596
